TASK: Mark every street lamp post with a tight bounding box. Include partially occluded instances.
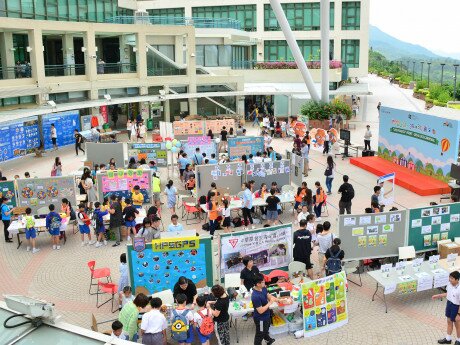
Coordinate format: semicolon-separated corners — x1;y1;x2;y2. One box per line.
412;61;416;81
427;62;431;88
440;63;446;85
420;61;424;81
454;64;459;100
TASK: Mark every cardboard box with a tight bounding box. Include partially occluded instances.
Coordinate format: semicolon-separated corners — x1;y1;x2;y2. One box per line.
439;242;460;259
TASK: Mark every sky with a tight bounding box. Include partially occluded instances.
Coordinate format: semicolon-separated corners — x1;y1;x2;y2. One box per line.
370;0;460;58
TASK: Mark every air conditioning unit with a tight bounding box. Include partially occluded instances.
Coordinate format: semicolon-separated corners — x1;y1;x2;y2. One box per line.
134;11;150;25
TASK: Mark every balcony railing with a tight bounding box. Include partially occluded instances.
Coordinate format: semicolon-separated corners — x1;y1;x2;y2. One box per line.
0;65;32;80
106;16;242;30
147;67;186;76
231;60;343;70
98;62;137;74
44;64;86;77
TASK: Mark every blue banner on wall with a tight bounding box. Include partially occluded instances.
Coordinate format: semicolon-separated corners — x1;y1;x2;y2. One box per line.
0;117;40;162
378;107;460;182
42;111;80;150
227;136;264;160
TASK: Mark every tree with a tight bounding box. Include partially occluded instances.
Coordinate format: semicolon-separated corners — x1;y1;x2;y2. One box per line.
415;159;424;172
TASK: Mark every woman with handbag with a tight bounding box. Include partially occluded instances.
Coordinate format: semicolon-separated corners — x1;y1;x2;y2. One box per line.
324;155;335;195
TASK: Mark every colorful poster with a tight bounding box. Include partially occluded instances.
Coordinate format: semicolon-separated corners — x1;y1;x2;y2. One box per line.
128;143;167;167
99;169;151;203
127;237;213;295
204;119;236;134
42;111;81;150
219;224;293;277
173;120;204;136
17;176;76;212
0;117;40;162
378;106;460;183
227;136;264;160
181;138;218;163
302;271;348;338
0;181;17;207
100;105;108;124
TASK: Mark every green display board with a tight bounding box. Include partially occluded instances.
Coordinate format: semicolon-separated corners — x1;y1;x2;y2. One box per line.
0;181;17;207
408;202;460;252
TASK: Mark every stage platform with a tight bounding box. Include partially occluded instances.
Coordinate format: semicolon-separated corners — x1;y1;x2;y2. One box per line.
350;156;451;196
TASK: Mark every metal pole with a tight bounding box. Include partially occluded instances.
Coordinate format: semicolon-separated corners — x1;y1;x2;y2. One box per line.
440;63;445;85
420;61;424;81
454;64;459;100
320;0;330;102
269;0;320;101
412;61;415;80
427;62;431;88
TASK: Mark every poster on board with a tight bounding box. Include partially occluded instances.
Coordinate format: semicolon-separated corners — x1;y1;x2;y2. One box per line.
98;169;151;203
42;111;81;150
302;271;348;337
181;137;217;163
128;143;167;167
127;237;213;295
219;224;293;277
246;160;291;188
227;136;264;160
17;176;76;212
173;120;204;137
0;117;40;162
0;181;17;207
204;119;235;134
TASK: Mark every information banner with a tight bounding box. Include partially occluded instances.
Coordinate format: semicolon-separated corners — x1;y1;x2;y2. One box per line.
127;237;213;295
0;116;40;162
227;136;264;160
408;202;460;252
42;111;80;150
219;224;293;277
181;137;218;164
97;169;152;203
245;160;291;188
0;181;17;207
204;119;235;134
17;176;76;213
173;120;204;137
302;271;348;337
128;143;167;167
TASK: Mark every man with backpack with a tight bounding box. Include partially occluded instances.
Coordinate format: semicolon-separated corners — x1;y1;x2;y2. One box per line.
74;129;85;156
171;293;194;344
337;175;355;215
324;238;345;276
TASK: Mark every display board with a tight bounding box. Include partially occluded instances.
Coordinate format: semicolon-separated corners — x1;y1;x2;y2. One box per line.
227;136;264;160
127;236;213;295
86;142;126;168
181;137;218;164
17;176;76;213
0;116;40;162
290;152;304;187
378;106;460;183
0;181;17;207
219;224;293;278
159;121;173;139
302;271;348;337
245;160;291;188
338;210;407;261
42;111;80;150
97;169;151;204
195;162;244;199
173;120;204;139
128;143;167;167
204;119;235;134
408;202;460;252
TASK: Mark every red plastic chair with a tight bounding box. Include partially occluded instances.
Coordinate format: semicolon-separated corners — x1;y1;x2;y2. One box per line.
183;202;202;225
96;281;118;313
88;261;111;295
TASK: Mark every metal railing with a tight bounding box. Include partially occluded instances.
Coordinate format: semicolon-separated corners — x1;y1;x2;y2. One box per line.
0;65;32;80
106;16;242;30
97;62;137;74
147;67;186;76
44;64;86;77
231;60;343;70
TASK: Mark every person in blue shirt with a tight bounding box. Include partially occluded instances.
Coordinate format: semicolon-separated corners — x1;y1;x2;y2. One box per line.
178;153;190;182
46;204;62;250
193;147;204;165
251;274;278;345
268;147;277;161
167;214;184;232
1;197;15;243
148;161;158;172
241;182;254;230
208;153;218;165
93;201;109;248
248;154;254;164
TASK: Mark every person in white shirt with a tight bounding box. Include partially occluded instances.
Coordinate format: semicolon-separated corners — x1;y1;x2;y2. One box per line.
131;122;138;142
221;199;232;233
305;214;317;243
364;125;372;151
194;295;213;345
138;121;147;143
263;133;272;151
433;271;460;345
140;297;167;345
50;123;58;150
167;214;184;232
323;131;330;155
297;205;310;224
262;116;269;130
111;320;129;340
252;152;264;163
317;221;335;276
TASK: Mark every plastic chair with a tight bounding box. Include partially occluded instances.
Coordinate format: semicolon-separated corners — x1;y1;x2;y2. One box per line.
288;261;306;278
183;202;202;225
88;260;111;295
96;281;118;313
224;273;241;289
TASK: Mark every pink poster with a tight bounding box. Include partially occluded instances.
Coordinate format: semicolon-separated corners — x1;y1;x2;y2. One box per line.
188;136;211;145
101;170;150;193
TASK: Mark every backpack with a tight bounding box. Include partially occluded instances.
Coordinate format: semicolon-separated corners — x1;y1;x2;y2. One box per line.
50;215;61;230
171;309;190;342
325;250;343;274
91;211;102;230
275;152;282;160
197;310;214;336
348;185;355;200
324;165;332;177
232;217;242;227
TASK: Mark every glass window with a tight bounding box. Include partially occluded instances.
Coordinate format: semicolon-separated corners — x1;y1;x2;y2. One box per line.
264;40;321;61
342;1;360;30
68;0;77;21
195;45;204;66
341;39;360;67
87;0;96;21
148;8;184;18
0;0;6;17
46;0;58;20
192;5;256;31
96;0;104;22
264;3;333;31
78;1;87;21
218;45;231;66
6;0;20;17
57;0;69;20
156;45;175;60
20;0;34;18
204;45;218;67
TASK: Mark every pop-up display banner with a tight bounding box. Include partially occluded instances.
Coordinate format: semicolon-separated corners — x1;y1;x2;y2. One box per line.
0;181;17;207
227;136;264;160
173;120;204;139
97;169;152;204
86;142;126;168
127;236;214;295
338;210;407;261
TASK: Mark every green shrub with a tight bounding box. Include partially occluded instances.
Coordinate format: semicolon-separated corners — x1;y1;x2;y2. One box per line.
447;103;460;109
300;99;352;121
437;90;452;103
433;100;447;107
415;80;428;91
425;96;434;103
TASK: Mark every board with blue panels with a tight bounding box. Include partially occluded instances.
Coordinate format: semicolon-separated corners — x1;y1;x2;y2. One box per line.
0;117;40;162
42;111;80;150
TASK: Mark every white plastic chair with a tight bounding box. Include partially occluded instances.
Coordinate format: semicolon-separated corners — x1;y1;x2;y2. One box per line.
398;246;415;261
152;289;174;305
224;273;241;289
288;261;306;278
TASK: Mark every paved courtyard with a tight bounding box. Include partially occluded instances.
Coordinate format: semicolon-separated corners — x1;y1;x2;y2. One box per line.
0;75;453;344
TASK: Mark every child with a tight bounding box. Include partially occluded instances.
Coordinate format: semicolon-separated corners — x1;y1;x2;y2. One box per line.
193;295;213;345
76;203;95;246
132;185;144;209
297;204;310;224
164;180;177;215
45;204;61;250
171;293;194;345
24;207;39;253
111;320;128;340
123;198;139;242
93;201;109;248
137;217;157;242
371;201;380;213
221;199;231;233
141;297;167;345
119;286;134;310
306;214;317;243
118;253;129;296
101;197;110;212
186;176;196;191
167;214;184;232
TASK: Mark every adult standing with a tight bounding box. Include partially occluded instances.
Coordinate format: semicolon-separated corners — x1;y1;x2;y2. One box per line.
138;120;147;143
207;192;219;237
293;219;314;279
293;135;302;154
241;182;254;230
118;293;150;342
324;238;345;276
338;175;355;215
313;181;325;221
1;197;14;243
301;142;310;176
220;126;228;152
207;285;230;345
173;276;197;305
50;123;58;150
82;170;97;205
323;130;330;155
317;221;335;277
324;155;335;195
109;195;124;247
131;121;138;143
265;189;280;225
251;274;278;345
240;256;260;292
207;129;214;140
364;125;372;151
127;118;133;142
74;129;85;155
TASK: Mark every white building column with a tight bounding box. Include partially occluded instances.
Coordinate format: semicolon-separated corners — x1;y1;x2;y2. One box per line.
174;35;184;65
62;34;75;76
164;85;171;122
28;29;46;104
0;32;15;79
